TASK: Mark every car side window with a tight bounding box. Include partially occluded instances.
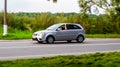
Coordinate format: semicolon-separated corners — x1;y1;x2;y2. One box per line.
58;25;65;30
67;24;81;30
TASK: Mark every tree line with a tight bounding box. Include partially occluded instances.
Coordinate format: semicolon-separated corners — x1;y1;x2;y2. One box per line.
0;12;120;34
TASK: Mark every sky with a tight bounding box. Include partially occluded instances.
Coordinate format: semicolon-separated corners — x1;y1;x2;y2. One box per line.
0;0;80;13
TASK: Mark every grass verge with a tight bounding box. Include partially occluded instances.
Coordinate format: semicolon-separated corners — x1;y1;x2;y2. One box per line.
0;30;120;40
86;34;120;38
0;30;32;40
0;52;120;67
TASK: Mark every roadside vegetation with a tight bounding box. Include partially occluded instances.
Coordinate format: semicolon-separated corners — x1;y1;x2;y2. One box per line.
0;12;120;34
0;26;120;40
87;34;120;38
0;33;120;40
0;52;120;67
0;12;120;39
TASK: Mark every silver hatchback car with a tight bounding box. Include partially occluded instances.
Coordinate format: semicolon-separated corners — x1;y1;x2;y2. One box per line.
32;23;85;44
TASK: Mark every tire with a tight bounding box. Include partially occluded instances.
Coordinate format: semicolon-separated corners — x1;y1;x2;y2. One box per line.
76;35;84;43
46;36;54;44
37;41;43;43
67;40;72;43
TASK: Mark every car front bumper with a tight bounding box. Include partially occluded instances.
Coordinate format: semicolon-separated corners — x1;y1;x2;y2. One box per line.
32;37;46;42
32;38;37;40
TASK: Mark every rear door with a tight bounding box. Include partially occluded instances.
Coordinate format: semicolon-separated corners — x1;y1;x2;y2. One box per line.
66;24;82;40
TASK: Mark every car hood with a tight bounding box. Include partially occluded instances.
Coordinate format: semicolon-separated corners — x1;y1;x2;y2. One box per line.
34;30;53;34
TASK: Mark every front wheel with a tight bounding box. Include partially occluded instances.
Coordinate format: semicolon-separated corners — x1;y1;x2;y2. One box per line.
46;36;54;44
37;41;43;43
76;35;84;43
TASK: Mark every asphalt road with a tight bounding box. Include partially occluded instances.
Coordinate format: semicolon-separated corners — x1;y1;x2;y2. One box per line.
0;38;120;60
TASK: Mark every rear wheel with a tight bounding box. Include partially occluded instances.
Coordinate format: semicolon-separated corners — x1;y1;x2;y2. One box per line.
46;36;54;44
76;35;84;43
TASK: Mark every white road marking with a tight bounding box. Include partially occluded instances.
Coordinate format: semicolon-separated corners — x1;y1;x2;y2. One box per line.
0;43;120;49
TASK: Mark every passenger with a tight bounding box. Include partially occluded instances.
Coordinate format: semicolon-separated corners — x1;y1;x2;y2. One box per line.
58;24;67;30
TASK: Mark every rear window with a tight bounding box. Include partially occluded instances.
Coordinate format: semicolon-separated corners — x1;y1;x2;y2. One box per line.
67;24;81;29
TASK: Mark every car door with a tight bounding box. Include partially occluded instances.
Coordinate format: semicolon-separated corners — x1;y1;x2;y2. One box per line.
55;24;79;40
66;24;82;40
65;24;76;40
54;24;69;41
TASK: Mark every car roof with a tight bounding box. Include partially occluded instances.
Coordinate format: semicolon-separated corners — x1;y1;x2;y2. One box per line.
57;23;78;25
56;23;83;29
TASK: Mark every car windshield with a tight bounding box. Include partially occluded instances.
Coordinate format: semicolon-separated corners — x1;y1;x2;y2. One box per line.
46;24;60;30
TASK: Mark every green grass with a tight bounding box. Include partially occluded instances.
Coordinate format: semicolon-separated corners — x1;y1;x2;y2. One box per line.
86;34;120;38
0;32;120;40
0;52;120;67
0;30;32;40
0;28;120;40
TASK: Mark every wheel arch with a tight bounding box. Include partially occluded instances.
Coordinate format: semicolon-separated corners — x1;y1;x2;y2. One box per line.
46;35;55;41
77;34;85;40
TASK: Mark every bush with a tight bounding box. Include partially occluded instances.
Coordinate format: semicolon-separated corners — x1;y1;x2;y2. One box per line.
0;12;120;34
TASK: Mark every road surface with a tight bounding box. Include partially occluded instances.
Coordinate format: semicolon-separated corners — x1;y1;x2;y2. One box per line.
0;38;120;60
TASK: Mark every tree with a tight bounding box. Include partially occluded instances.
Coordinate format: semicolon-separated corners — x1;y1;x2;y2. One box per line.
79;0;120;34
79;0;120;15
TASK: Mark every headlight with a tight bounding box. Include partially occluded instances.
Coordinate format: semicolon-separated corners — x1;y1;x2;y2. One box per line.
33;33;37;36
37;32;45;37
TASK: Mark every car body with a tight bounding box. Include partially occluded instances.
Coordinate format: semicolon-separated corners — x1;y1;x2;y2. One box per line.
32;23;85;44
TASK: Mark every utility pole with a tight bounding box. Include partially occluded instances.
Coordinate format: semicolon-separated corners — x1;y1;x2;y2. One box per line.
3;0;8;36
47;0;57;3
